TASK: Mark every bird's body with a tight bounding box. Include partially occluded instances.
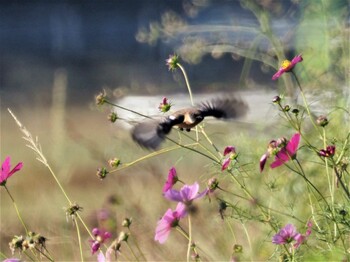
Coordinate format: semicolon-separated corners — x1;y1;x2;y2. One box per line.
132;96;248;149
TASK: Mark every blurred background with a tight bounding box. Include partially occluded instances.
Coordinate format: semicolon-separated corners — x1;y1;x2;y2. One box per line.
1;0;349;260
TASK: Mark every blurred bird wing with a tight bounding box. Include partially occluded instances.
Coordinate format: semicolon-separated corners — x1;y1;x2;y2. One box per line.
198;96;248;119
131;119;165;150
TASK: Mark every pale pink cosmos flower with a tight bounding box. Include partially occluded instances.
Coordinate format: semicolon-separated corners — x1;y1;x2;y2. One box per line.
162;167;179;193
270;133;300;169
155;202;187;244
272;54;303;80
163;182;208;205
221;146;236;171
0;156;23;185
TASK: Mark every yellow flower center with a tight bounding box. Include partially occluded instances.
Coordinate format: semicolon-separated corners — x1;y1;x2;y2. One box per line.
281;60;292;70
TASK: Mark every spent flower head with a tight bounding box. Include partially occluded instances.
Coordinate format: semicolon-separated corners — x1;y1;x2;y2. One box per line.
1;156;23;186
272;54;303;80
158;97;172;113
155;202;187;244
108;112;118;123
97;167;109;180
166;54;180;71
96;90;107;105
122;217;132;228
108;158;121;168
65;203;83;222
163;167;179;193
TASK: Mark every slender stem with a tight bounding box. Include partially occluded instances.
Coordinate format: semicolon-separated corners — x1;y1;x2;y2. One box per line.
126;242;139;262
241;222;253;261
4;185;28;234
187;215;192;262
177;62;199;142
291;71;321;136
74;219;84;262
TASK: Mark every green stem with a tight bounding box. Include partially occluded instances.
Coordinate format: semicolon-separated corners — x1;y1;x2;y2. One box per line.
74;219;84;262
126;242;139;262
187;215;192;262
4;185;28;234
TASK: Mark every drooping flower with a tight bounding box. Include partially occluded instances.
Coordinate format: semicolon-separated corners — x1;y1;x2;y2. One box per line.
221;146;237;171
163;182;208;205
90;228;112;255
163;167;179;193
158;97;172;113
272;54;303;80
0;156;23;186
155;202;187;244
319;145;336;158
270;133;301;169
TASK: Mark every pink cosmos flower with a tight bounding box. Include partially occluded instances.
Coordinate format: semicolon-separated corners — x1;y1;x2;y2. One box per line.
221;146;236;171
0;156;23;186
163;167;179;193
155;202;187;244
272;224;298;245
272;54;303;80
272;222;312;249
270;133;300;169
260;138;286;172
163;182;208;205
90;228;112;255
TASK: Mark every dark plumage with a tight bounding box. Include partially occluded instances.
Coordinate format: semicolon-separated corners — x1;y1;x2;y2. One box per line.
132;96;248;149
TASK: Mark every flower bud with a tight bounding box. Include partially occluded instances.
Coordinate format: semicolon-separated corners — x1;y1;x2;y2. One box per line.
272;96;281;103
283;105;290;112
166;54;180;71
207;177;219;192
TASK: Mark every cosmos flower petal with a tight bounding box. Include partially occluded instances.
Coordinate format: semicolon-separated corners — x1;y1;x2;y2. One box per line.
286;133;300;155
223;146;235;156
272;69;285;80
221;157;231;171
291;54;303;65
164;189;183;202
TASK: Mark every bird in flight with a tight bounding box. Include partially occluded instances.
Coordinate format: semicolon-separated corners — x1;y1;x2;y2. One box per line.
131;96;248;149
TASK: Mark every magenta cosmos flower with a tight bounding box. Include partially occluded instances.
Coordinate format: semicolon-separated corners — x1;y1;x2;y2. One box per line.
260;133;300;172
1;156;23;186
163;182;208;205
270;133;300;169
221;146;237;171
272;54;303;80
319;145;336;158
155;202;187;244
163;167;179;193
90;228;112;255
